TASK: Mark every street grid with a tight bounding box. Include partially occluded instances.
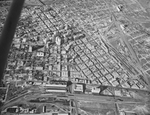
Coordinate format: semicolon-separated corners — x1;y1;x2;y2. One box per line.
1;0;150;115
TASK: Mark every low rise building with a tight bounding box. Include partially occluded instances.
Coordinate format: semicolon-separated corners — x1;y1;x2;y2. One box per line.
37;52;44;57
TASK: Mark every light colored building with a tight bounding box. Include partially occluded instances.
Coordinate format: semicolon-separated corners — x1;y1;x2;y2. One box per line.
37;52;44;57
28;46;32;52
91;87;100;94
35;66;43;70
33;81;42;85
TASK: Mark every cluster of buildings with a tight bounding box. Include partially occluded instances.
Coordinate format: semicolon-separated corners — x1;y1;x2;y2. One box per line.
4;7;82;84
2;97;71;115
0;0;148;100
0;0;150;114
52;0;148;89
2;105;70;115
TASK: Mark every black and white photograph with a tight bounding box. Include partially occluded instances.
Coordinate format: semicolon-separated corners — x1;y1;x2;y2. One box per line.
0;0;150;115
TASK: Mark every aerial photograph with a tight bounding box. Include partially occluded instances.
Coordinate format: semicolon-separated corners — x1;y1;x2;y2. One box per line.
0;0;150;115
